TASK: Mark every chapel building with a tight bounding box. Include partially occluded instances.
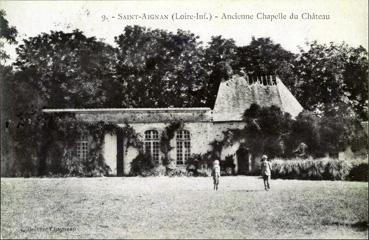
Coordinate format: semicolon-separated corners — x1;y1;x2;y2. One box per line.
43;74;303;176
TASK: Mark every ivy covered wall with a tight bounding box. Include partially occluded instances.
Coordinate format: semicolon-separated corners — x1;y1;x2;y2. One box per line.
105;121;213;175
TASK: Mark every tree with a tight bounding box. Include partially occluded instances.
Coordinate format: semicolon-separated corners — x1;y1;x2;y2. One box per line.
241;105;367;159
202;36;238;107
236;37;296;91
14;30;116;108
294;41;368;120
2;67;48;176
319;108;367;156
0;9;17;61
5;30;116;176
341;46;368;120
242;104;293;158
0;9;18;176
290;110;323;157
115;25;206;108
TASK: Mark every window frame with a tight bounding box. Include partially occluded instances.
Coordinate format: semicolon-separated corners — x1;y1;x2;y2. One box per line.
144;130;160;164
176;129;191;165
76;134;89;161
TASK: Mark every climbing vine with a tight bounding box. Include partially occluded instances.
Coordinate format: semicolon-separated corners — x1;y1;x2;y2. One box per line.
38;113;142;176
160;120;184;166
208;128;244;159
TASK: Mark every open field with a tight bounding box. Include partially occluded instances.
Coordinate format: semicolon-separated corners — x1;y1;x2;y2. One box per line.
1;176;368;239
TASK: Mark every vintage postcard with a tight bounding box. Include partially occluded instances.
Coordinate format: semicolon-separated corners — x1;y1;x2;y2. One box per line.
1;0;368;239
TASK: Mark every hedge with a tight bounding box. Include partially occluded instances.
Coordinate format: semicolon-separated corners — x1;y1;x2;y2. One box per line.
271;157;368;181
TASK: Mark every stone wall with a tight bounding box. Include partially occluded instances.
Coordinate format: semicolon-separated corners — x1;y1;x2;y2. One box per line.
66;108;212;175
103;133;117;175
102;120;265;175
103;122;213;175
64;107;212;123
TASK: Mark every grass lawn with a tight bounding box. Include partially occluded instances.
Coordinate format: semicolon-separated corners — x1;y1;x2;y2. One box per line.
1;176;368;239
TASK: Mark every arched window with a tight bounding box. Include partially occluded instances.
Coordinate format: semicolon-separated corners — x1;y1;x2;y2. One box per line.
76;135;89;161
176;130;191;165
144;130;160;164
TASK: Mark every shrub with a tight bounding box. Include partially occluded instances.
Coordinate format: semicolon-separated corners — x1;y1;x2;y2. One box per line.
63;155;85;177
197;168;212;177
166;166;188;177
185;154;236;177
271;157;367;181
186;153;213;176
240;104;367;159
140;165;166;177
221;155;236;175
348;162;368;181
130;153;155;176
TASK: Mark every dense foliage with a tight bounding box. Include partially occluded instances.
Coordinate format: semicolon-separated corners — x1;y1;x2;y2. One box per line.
271;157;368;181
115;26;207;107
0;10;17;61
293;42;368;120
160;121;184;165
186;153;213;176
243;104;293;158
236;37;297;91
14;30;116;108
4;111;139;177
213;104;367;160
8;25;368;117
129;152;156;176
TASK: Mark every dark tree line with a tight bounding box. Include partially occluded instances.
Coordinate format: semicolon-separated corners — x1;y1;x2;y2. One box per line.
5;25;368;119
241;104;367;159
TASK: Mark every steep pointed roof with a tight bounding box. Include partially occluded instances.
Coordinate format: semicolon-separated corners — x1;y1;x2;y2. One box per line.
212;75;303;121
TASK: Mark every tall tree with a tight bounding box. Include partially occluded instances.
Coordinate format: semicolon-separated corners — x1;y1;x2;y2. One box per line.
6;30;116;175
202;36;238;107
0;9;18;176
341;46;368;120
236;37;296;91
294;41;368;120
242;104;293;158
0;9;17;61
14;30;116;108
115;25;206;108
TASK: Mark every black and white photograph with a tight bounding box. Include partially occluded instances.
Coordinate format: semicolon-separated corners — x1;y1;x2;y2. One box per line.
0;0;368;239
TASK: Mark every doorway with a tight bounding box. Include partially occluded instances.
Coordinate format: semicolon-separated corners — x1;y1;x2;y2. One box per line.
116;131;124;176
236;144;251;175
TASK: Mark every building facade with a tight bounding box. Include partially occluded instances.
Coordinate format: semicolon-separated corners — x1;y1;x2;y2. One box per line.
43;75;304;176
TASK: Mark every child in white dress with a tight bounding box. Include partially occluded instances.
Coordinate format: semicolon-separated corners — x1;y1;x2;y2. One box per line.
212;160;221;191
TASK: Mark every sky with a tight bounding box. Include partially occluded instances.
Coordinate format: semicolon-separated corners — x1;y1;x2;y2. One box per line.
1;0;368;63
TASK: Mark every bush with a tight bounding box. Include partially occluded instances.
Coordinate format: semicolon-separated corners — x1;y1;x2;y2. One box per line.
186;153;213;176
140;165;166;177
348;162;368;181
197;168;212;177
130;153;155;176
220;155;236;175
63;155;85;177
240;105;367;159
166;166;188;177
271;157;367;181
185;154;236;177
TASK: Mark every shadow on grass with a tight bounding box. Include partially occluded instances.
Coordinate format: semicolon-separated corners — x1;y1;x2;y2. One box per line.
323;221;368;232
230;189;265;193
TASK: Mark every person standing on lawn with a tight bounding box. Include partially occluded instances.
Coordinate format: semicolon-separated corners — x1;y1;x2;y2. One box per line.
212;160;221;191
261;155;272;191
